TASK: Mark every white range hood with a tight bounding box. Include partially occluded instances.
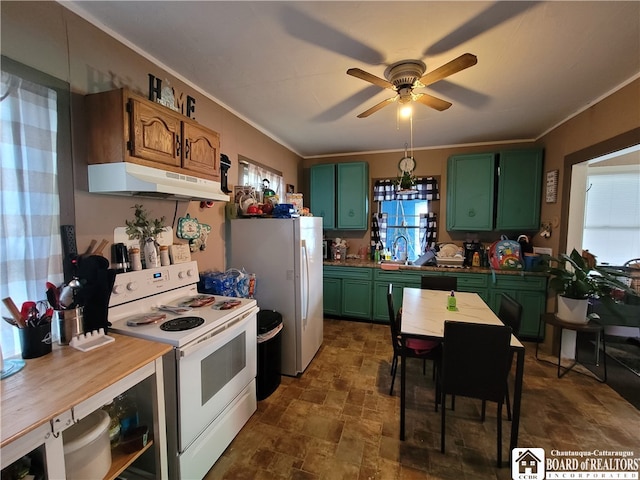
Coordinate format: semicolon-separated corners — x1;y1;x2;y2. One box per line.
88;162;230;202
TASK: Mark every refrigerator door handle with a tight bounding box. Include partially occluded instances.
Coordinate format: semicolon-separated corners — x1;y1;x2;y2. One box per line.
301;239;309;324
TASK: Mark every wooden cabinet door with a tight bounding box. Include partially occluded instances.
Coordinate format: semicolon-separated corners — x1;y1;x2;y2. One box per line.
182;122;220;179
310;164;336;229
446;154;495;231
129;98;181;168
496;149;543;230
337;162;369;230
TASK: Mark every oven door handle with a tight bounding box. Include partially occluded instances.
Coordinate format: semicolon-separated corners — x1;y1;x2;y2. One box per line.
179;306;259;358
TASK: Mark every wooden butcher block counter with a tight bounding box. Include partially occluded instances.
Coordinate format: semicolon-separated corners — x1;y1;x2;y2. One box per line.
1;333;171;479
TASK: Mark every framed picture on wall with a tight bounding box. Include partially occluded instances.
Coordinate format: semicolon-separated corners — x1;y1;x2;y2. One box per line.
286;184;295;194
546;170;558;203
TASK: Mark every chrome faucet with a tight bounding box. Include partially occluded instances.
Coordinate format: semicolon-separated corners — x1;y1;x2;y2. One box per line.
392;235;409;264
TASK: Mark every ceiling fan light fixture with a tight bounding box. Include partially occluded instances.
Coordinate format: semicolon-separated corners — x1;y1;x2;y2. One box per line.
399;104;413;118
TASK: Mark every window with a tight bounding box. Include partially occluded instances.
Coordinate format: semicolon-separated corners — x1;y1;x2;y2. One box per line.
1;57;71;357
380;200;429;261
372;177;440;262
582;165;640;266
237;155;284;200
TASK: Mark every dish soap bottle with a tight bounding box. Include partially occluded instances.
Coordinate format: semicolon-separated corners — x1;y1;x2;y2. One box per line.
447;291;457;311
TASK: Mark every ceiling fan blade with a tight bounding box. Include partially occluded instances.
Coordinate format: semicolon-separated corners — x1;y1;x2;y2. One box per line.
357;97;397;118
347;68;394;90
419;53;478;87
415;93;452;111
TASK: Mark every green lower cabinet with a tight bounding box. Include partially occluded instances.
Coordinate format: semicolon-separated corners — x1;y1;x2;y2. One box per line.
322;277;341;315
456;273;489;303
342;280;373;318
324;266;547;336
488;275;547;340
323;266;373;319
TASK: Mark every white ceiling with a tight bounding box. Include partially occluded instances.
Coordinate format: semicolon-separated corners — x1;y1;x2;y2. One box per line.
67;1;640;158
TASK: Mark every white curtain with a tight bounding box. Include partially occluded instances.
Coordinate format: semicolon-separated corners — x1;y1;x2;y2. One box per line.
246;163;283;199
0;71;64;357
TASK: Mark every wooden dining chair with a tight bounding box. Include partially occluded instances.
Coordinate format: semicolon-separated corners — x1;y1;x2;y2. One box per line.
387;283;441;398
440;321;513;467
420;276;458;291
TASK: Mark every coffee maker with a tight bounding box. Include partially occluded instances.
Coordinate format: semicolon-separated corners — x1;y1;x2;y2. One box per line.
463;241;482;267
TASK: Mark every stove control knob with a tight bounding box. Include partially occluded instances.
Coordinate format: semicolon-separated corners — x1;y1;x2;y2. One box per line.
112;284;123;294
178;269;195;279
127;281;138;291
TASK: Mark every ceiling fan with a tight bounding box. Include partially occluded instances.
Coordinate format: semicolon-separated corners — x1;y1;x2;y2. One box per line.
347;53;477;118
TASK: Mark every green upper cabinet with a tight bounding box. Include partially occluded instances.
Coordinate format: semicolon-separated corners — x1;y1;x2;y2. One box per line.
310;161;369;230
337;162;369;229
310;163;336;229
495;149;543;230
447;153;496;231
446;149;543;232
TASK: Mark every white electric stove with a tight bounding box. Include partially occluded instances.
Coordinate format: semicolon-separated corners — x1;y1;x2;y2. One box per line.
108;261;259;480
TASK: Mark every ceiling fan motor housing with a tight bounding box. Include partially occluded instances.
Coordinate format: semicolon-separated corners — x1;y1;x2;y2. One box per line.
384;60;427;89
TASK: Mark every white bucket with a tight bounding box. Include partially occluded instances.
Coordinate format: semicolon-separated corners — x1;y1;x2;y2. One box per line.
63;409;111;480
557;295;589;324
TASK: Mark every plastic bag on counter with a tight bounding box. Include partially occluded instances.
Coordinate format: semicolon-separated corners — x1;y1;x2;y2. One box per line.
198;268;255;298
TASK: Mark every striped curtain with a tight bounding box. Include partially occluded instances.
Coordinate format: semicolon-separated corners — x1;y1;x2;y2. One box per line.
420;213;438;251
372;177;440;201
0;71;63;356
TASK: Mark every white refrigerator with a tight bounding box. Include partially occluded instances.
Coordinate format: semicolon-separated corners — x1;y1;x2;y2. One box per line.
228;217;324;376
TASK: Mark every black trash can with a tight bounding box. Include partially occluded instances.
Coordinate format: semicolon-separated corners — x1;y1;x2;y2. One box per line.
256;309;283;400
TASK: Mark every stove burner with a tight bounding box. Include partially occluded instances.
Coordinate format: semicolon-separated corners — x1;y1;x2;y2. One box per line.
160;316;205;332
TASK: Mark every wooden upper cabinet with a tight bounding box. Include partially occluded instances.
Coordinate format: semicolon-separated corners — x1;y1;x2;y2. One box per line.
86;88;220;181
182;122;220;177
129;97;182;168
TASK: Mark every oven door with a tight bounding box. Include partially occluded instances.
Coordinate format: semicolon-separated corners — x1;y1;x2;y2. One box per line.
176;306;258;451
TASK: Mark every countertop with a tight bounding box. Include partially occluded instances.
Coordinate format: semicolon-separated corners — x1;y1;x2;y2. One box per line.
1;333;171;448
323;258;547;276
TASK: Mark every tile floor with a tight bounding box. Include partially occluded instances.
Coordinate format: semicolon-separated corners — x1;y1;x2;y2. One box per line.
205;318;640;479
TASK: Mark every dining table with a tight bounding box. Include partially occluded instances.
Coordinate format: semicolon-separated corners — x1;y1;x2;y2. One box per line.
399;287;525;458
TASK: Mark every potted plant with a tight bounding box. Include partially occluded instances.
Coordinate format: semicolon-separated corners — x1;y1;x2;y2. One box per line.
395;171;417;192
125;204;167;268
540;249;637;324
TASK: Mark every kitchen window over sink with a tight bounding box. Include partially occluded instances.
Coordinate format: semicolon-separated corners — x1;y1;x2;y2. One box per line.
0;57;73;357
372;177;439;262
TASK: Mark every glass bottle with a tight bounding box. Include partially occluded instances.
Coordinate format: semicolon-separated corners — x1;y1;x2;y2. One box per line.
115;392;139;436
102;401;121;447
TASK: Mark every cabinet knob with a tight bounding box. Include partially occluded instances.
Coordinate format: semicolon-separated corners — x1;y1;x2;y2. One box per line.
349;209;354;217
185;139;190;159
468;209;476;217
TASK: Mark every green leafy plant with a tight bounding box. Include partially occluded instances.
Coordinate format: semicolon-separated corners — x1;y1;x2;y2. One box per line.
394;171;417;191
125;204;166;241
540;249;637;304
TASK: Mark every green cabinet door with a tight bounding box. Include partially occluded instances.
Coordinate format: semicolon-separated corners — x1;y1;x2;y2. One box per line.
323;276;341;315
489;275;547;341
342;280;372;318
310;164;336;229
496;149;543;230
447;154;496;231
337;162;369;229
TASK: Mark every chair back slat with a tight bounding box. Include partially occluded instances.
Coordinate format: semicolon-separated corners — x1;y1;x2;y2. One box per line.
421;276;458;291
498;293;522;336
387;284;400;346
442;321;512;403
